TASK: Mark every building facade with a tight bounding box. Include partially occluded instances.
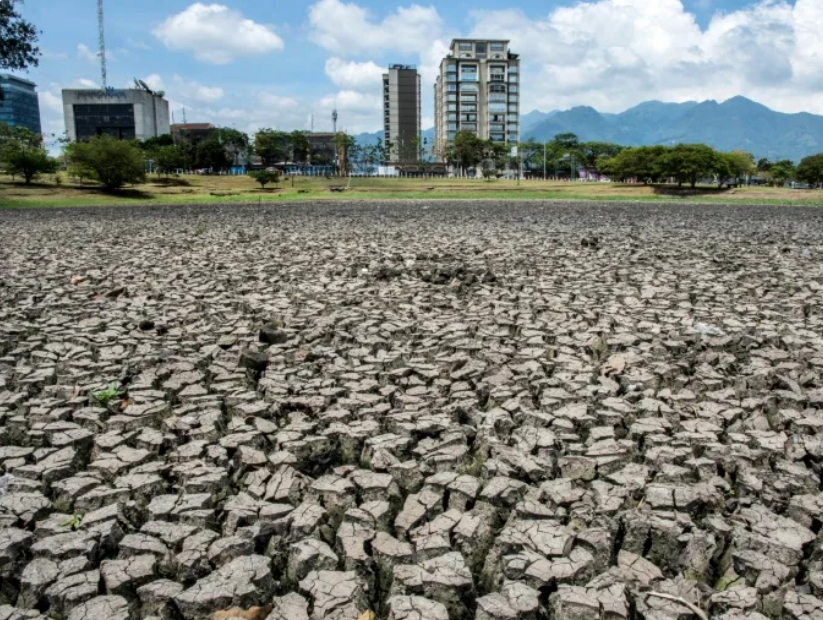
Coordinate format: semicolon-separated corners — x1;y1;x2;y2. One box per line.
434;39;520;163
383;65;421;163
171;123;215;145
62;88;170;142
0;74;42;134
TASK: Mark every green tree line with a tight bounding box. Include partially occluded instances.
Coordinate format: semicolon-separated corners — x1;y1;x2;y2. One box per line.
519;133;823;188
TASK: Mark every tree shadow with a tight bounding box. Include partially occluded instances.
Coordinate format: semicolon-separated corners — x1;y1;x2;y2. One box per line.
651;184;735;197
93;187;155;200
151;177;192;187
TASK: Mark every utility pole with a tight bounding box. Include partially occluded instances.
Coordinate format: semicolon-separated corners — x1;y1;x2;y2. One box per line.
543;141;547;181
97;0;107;89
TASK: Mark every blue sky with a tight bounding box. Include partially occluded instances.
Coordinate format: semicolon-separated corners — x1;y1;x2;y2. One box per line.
12;0;821;142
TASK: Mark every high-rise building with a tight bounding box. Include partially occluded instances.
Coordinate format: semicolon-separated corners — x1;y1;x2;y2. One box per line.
0;74;42;134
434;39;520;162
62;88;170;142
382;64;421;163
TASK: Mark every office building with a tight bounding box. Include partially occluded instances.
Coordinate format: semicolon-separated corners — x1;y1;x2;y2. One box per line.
171;123;215;145
434;39;520;162
62;88;170;142
383;65;421;163
0;74;42;134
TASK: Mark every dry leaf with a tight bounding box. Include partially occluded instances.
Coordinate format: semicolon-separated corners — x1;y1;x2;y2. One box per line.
119;398;133;411
70;275;85;284
357;612;376;620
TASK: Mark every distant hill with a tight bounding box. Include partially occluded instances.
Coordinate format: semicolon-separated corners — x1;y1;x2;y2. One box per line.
524;96;823;161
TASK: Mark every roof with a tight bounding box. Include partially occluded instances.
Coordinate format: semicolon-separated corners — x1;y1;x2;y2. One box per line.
0;73;37;88
450;38;510;44
171;123;214;131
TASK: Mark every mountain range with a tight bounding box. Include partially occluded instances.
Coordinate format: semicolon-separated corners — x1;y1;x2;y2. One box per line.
522;96;823;162
355;96;823;162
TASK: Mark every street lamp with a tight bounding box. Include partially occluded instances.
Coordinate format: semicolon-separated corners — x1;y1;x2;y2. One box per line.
543;141;547;181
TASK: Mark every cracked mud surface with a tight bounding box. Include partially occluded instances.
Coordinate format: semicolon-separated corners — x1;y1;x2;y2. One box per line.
1;200;823;620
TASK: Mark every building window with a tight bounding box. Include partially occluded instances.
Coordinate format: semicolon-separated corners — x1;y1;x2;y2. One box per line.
447;84;457;92
461;104;477;113
490;114;506;123
447;74;457;82
447;131;457;139
509;66;519;74
461;65;478;73
460;53;472;58
461;123;477;131
508;104;518;113
509;95;519;103
490;43;505;51
489;93;506;102
490;133;505;142
460;94;477;102
447;104;457;111
509;75;518;83
489;103;506;113
458;43;472;51
489;65;506;74
447;113;457;121
490;84;506;93
510;85;518;93
461;83;478;92
447;94;457;102
475;43;487;53
461;114;477;122
446;63;457;72
447;123;458;130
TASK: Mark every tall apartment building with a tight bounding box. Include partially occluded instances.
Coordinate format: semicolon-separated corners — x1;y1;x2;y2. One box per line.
62;88;170;142
383;64;421;163
0;74;42;134
434;39;520;163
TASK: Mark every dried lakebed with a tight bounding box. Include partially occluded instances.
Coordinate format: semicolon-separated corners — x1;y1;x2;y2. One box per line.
1;200;823;620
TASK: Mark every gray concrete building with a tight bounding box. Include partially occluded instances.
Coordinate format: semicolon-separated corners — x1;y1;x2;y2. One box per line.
62;88;170;142
434;39;520;162
383;65;421;163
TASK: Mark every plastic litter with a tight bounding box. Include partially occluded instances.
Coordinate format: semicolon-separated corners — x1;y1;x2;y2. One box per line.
694;322;725;337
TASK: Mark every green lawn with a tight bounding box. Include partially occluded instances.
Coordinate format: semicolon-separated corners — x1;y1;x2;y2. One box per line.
2;173;822;208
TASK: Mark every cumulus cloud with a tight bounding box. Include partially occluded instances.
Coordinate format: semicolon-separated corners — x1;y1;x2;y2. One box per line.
468;0;823;114
172;75;224;103
308;0;443;55
325;57;385;90
143;74;165;92
153;3;284;64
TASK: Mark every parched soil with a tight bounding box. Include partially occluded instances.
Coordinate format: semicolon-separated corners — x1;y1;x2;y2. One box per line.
1;200;823;620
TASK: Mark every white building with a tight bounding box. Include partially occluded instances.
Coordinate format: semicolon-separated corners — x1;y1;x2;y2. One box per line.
62;88;170;142
434;39;520;162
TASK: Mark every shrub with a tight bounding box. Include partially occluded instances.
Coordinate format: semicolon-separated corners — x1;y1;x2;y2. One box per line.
249;170;279;188
2;145;58;184
66;135;146;190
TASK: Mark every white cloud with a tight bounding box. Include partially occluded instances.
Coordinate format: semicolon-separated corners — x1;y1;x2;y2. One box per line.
172;75;224;103
324;57;385;90
153;3;284;64
320;89;382;113
143;74;165;92
467;0;823;114
308;0;443;55
257;93;300;108
75;78;100;89
76;44;98;63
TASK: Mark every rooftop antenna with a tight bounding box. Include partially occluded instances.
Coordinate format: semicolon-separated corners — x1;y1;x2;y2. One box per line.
97;0;107;89
332;109;338;133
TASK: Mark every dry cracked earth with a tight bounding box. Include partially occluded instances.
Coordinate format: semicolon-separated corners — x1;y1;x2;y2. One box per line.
1;200;823;620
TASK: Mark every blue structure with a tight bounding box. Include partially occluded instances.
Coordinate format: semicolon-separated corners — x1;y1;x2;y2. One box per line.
0;74;42;134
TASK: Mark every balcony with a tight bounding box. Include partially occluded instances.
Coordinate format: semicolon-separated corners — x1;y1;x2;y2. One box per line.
459;75;478;82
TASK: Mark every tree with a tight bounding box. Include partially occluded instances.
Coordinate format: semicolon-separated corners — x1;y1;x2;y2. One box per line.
140;135;174;152
331;133;355;175
2;144;56;183
154;145;184;176
254;129;290;166
249;170;279;188
770;159;796;186
795;153;823;187
658;144;723;188
447;131;485;173
580;142;624;171
216;128;250;166
65;135;146;190
290;131;310;164
195;133;230;171
1;1;40;101
723;150;756;186
554;133;580;150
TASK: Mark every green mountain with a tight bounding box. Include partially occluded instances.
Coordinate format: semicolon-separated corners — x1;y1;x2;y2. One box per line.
524;96;823;161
